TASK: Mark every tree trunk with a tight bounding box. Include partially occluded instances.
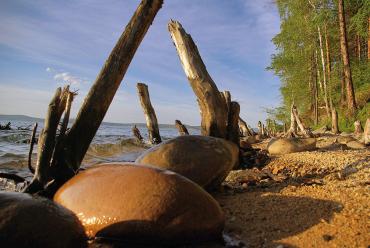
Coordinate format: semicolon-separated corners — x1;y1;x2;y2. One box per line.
226;102;240;147
318;26;331;119
238;117;252;137
331;108;339;134
368;18;370;60
24;0;163;196
137;83;161;144
175;120;189;136
258;121;264;137
285;103;297;138
221;91;231;115
356;34;361;61
340;66;346;106
168;20;227;138
338;0;357;114
292;105;313;138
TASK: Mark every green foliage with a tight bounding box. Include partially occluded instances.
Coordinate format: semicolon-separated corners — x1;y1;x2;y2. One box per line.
268;0;370;132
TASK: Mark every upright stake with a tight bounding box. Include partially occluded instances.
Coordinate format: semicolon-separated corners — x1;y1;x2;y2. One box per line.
331;108;339;134
137;83;161;144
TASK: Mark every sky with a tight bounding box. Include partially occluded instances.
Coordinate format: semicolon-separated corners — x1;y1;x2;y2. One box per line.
0;0;281;126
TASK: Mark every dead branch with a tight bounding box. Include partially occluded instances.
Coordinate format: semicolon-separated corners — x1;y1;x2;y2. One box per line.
168;20;227;138
175;120;189;135
28;123;38;174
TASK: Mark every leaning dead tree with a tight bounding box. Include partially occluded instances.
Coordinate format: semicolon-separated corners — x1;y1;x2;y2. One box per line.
285;103;298;138
23;0;163;196
168;20;228;139
136;83;161;144
175;120;189;135
238;117;253;137
292;105;313;138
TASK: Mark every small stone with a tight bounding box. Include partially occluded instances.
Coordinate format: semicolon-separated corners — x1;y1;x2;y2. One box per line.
322;234;334;241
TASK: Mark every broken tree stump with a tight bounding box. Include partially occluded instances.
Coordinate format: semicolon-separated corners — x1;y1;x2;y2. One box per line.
292;105;313;138
132;125;143;143
285;103;298;138
331;107;339;134
168;20;227;138
226;102;240;147
136;83;161;144
24;0;163;196
175;120;189;135
238;117;253;137
354;120;363;135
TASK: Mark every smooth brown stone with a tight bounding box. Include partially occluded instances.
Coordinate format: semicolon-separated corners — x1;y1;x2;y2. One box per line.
0;192;87;248
135;135;239;190
54;163;224;245
346;140;366;149
267;138;316;155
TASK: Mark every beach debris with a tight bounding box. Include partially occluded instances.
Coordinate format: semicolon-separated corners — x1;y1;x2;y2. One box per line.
168;20;228;139
0;192;87;247
136;83;162;144
23;0;163;197
131;125;143;143
54;163;224;244
0;122;11;130
27;122;38;174
174;119;189;135
267;138;316;155
292;105;314;138
136;135;239;190
238;117;253;137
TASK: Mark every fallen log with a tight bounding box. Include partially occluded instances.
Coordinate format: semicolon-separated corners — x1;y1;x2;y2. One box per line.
168;20;227;138
137;83;161;144
175;120;189;135
23;0;163;196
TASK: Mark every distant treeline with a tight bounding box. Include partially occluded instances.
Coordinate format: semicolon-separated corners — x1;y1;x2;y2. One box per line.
268;0;369;131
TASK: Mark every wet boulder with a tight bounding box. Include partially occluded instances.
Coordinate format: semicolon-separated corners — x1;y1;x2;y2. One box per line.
267;138;316;155
54;163;224;245
135;135;239;190
0;192;87;248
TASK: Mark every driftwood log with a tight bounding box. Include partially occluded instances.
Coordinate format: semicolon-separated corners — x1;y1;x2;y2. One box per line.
285;104;298;138
23;0;163;196
175;120;189;135
136;83;161;144
168;20;227;138
132;125;143;143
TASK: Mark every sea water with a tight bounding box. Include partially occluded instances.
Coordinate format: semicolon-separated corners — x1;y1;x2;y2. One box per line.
0;118;200;184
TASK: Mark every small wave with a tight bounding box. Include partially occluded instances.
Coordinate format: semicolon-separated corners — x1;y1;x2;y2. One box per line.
87;138;150;157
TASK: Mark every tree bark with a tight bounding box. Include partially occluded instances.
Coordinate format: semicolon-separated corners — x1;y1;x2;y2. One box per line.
226;102;240;147
175;120;189;136
24;0;163;195
338;0;357;114
292;105;313;138
238;117;252;137
168;20;227;138
356;34;361;61
331;107;339;134
340;66;346;106
137;83;161;144
221;91;231;115
285;103;297;138
368;18;370;60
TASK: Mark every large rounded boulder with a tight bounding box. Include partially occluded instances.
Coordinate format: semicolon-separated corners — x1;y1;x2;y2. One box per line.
0;192;87;248
267;138;316;155
135;135;239;190
54;163;224;245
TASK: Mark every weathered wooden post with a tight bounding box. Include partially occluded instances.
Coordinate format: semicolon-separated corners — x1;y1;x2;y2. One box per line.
132;125;143;143
175;120;189;135
258;121;263;137
24;0;163;196
137;83;162;144
331;108;339;134
168;20;227;138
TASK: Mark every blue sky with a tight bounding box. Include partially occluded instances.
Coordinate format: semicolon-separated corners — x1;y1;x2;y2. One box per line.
0;0;281;126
